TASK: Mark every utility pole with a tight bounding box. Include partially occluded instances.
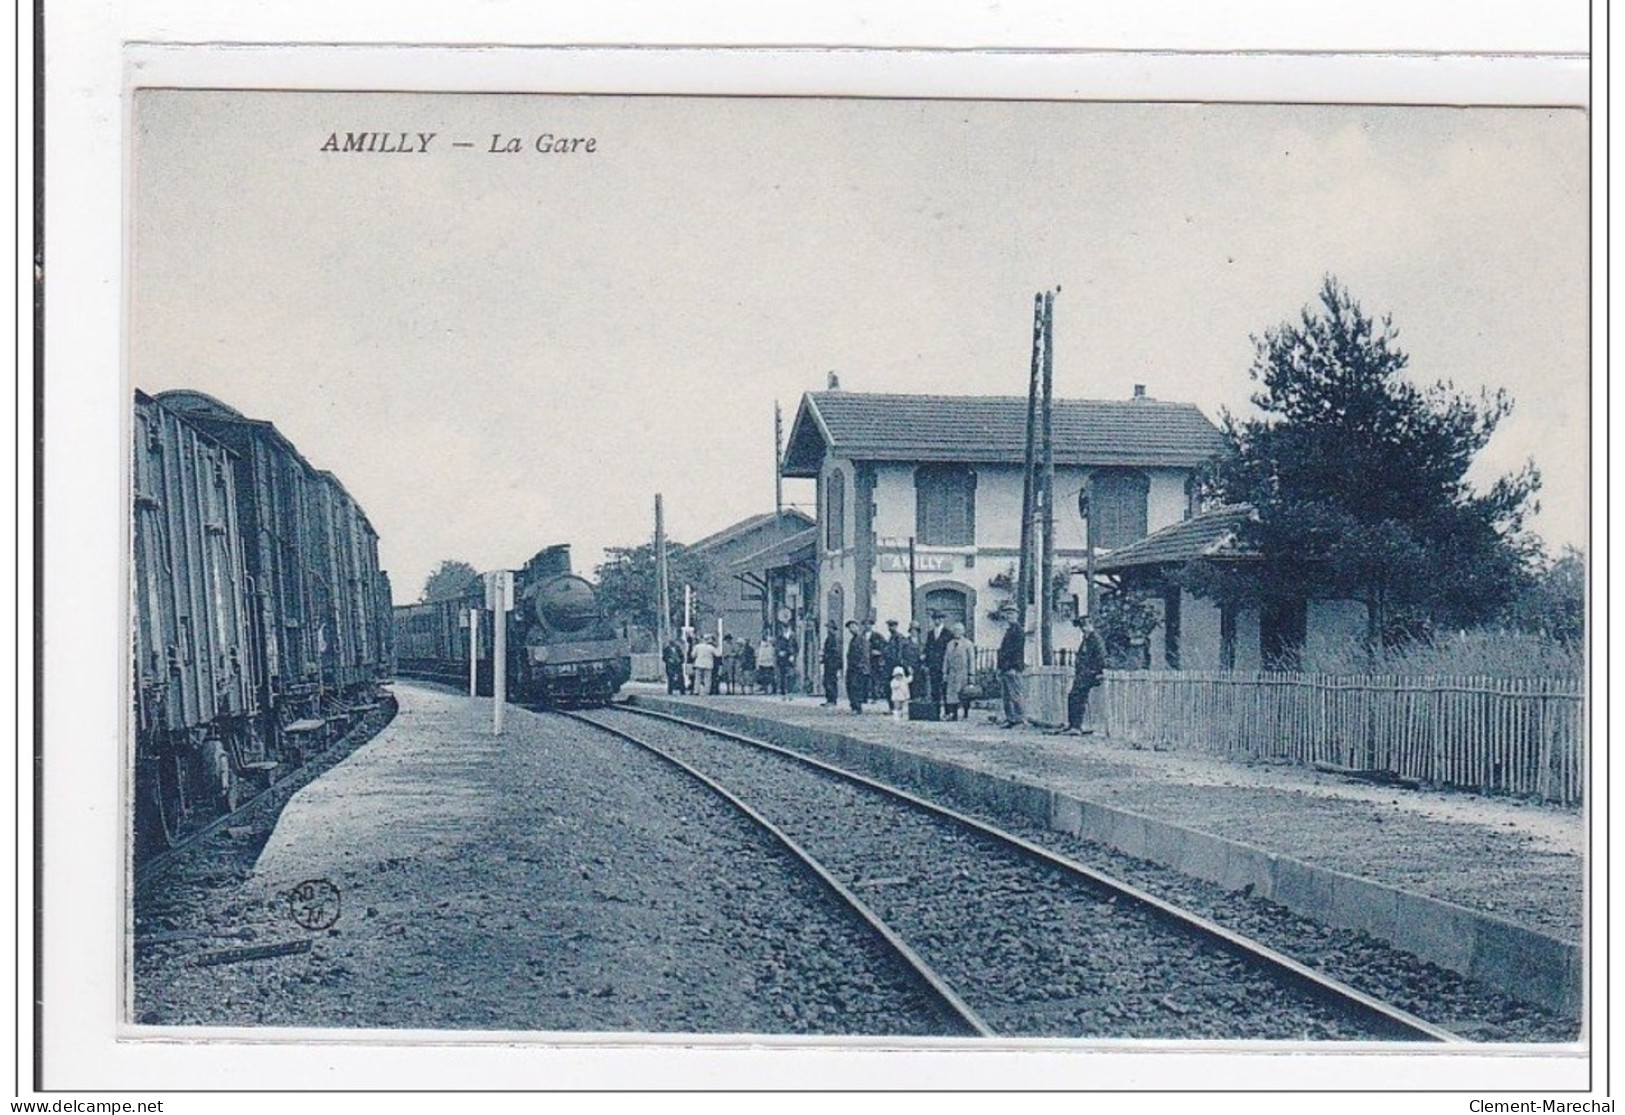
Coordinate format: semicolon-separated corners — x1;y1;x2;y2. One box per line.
908;536;918;623
493;575;505;735
654;493;671;648
466;607;479;697
774;401;784;516
1017;292;1042;632
1039;288;1057;666
1081;478;1097;617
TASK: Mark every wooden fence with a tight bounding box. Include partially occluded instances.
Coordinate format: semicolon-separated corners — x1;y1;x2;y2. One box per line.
1100;670;1586;804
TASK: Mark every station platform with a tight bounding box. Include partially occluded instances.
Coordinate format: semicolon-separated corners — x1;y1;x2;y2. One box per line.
626;684;1585;1019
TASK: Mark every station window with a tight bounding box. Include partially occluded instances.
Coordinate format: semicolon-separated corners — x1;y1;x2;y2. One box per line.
915;466;976;546
1088;468;1150;550
826;469;846;552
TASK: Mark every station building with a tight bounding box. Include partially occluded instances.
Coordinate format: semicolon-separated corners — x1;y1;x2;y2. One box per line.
729;526;819;679
779;388;1225;649
684;508;814;643
1094;505;1369;670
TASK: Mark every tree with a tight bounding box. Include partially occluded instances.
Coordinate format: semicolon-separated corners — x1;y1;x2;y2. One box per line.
1199;278;1541;644
1507;545;1585;646
419;559;480;603
593;542;719;637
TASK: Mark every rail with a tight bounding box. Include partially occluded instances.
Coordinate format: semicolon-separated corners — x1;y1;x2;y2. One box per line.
561;709;992;1037
608;703;1459;1043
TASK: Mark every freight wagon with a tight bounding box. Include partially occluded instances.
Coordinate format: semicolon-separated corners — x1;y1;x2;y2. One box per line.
131;390;392;856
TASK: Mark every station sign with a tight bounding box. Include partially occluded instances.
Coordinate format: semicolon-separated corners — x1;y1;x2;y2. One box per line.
484;570;515;611
879;553;954;574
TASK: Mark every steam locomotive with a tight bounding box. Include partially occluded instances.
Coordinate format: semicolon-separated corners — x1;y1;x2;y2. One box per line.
132;389;392;855
393;544;630;707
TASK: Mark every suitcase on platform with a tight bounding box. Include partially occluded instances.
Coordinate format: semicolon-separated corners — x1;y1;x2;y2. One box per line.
908;699;941;722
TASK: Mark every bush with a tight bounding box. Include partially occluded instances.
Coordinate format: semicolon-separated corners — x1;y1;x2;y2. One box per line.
1295;629;1582;680
1094;590;1161;670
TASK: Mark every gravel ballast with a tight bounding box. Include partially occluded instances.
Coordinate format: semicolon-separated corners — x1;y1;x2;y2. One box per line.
636;688;1583;941
616;701;1580;1043
584;707;1429;1041
132;684;952;1034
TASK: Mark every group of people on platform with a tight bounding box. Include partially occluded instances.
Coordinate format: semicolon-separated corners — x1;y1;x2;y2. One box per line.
661;629;798;698
823;612;960;720
659;607;1108;735
819;608;1108;734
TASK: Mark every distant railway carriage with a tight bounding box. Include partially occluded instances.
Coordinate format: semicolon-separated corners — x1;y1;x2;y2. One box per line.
392;544;630;707
131;390;391;856
393;596;480;689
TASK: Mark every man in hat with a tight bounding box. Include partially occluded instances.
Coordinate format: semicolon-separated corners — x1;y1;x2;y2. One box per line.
866;618;886;684
774;627;797;699
820;620;843;707
692;634;719;697
719;633;737;694
880;619;903;708
1067;614;1107;735
844;619;872;713
995;604;1027;728
923;610;951;716
661;634;687;695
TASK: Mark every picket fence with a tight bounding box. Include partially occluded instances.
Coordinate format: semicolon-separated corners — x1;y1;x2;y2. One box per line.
1100;670;1586;804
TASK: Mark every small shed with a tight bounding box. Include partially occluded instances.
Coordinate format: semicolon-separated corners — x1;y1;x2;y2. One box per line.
1094;506;1367;670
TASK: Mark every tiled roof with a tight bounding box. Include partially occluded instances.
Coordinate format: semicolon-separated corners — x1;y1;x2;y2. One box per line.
687;508;815;554
1093;505;1255;571
729;527;817;572
781;391;1223;476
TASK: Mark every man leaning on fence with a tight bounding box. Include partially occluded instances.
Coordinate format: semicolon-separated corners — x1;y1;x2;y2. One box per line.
1067;615;1106;735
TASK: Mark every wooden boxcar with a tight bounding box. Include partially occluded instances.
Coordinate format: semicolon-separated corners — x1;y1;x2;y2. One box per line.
132;390;391;853
132;391;260;842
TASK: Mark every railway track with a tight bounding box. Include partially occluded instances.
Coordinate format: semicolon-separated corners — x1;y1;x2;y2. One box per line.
560;708;990;1036
567;704;1461;1042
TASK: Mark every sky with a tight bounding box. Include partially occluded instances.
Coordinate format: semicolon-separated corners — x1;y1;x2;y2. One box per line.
127;92;1589;604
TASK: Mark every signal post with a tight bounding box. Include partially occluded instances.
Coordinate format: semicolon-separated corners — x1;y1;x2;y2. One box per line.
486;570;514;735
463;607;479;696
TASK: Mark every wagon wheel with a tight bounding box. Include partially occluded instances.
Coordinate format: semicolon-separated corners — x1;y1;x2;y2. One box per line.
220;727;259;810
153;751;187;848
220;766;245;814
133;762;169;859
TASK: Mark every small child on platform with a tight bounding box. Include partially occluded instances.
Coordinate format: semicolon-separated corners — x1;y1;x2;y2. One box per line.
889;666;911;723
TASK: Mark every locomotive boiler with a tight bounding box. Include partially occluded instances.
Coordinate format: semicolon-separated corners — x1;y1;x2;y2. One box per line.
510;544;631;706
393;544;630;708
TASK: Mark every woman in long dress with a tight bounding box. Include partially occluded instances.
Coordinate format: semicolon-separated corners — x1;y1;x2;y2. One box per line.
941;623;975;721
